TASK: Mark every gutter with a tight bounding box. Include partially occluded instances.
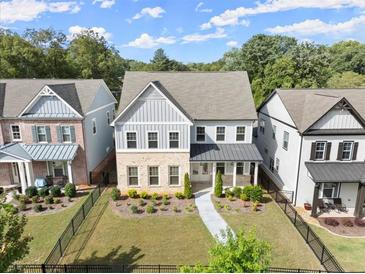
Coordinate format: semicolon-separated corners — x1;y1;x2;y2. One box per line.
294;134;303;206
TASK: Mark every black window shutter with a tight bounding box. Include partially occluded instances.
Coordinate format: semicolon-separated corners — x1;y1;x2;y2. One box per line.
310;142;316;160
56;126;62;143
45;126;51;143
31;126;38;143
352;142;359;160
325;142;332;160
337;142;343;160
70;126;76;143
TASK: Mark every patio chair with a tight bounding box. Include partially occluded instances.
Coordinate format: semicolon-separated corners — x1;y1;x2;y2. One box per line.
333;198;348;213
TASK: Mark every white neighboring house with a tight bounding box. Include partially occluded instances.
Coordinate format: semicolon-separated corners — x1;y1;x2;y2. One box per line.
256;88;365;218
111;71;263;193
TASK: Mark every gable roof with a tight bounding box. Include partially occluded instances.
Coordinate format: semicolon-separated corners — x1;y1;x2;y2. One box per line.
261;89;365;133
118;71;257;120
0;79;110;118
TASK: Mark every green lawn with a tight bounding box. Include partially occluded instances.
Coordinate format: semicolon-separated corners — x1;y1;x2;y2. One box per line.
220;196;323;270
311;225;365;272
19;193;89;264
60;190;214;265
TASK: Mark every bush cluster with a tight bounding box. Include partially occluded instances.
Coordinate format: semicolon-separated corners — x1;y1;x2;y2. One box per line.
25;186;38;197
38;187;49;198
140;191;149;199
64;183;76;198
111;187;121;201
127;189;138;199
241;185;263;202
50;186;62;197
130;205;138;214
44;196;54;205
33;204;43;212
146;204;155;214
175;192;185;199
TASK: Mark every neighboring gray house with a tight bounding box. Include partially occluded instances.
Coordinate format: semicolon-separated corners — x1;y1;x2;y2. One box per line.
111;71;262;193
256;89;365;218
0;79;116;193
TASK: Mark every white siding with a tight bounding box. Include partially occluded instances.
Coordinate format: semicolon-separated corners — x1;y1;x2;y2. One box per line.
23;96;77;118
311;109;363;129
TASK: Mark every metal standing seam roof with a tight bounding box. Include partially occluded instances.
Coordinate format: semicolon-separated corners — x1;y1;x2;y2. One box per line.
190;143;263;162
305;162;365;183
0;143;32;160
21;144;79;161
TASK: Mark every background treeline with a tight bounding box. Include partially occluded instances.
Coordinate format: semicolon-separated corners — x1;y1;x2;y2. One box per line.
1;28;365;105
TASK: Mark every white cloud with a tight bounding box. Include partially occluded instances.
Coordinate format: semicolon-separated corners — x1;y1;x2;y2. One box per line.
226;40;239;47
68;25;112;41
93;0;116;9
132;6;165;20
182;28;226;43
201;0;365;29
0;0;81;24
195;2;212;13
123;33;176;48
266;15;365;36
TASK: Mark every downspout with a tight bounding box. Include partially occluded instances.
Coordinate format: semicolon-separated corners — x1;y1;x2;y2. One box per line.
294;133;303;206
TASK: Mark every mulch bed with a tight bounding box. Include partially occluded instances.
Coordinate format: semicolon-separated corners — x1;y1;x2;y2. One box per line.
111;194;198;217
317;217;365;237
212;195;267;214
15;191;89;216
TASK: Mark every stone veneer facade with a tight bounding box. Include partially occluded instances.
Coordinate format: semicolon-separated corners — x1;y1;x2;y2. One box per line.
116;152;190;193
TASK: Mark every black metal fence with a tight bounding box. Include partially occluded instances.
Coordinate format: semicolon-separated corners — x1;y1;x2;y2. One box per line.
269;190;344;273
44;183;106;265
9;264;325;273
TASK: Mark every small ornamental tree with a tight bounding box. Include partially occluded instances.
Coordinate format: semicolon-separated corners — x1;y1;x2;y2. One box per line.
214;171;223;197
0;208;33;272
184;173;193;199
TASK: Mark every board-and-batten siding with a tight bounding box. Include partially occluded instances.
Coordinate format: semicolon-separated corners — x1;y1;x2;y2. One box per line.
23;96;78;118
311;109;363;129
115;124;189;150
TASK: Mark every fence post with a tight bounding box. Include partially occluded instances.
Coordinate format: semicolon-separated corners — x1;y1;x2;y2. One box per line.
71;219;75;235
158;264;161;273
89;171;93;185
294;211;297;225
284;199;287;213
91;192;94;206
82;204;85;219
41;264;46;273
306;226;310;243
98;184;101;196
320;245;325;263
275;191;278;202
64;264;67;273
58;238;63;256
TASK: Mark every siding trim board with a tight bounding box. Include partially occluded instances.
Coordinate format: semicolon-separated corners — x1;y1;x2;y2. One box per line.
259;112;298;130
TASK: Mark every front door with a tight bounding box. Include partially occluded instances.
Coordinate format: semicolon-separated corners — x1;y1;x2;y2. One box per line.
11;163;20;184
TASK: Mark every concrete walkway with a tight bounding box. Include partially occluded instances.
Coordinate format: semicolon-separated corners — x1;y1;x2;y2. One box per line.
194;188;234;243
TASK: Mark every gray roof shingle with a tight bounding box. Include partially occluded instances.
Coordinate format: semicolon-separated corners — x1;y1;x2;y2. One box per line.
118;71;257;120
190;143;263;162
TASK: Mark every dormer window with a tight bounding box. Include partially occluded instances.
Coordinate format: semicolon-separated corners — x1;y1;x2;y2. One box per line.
216;127;225;141
148;132;158;148
126;132;137;148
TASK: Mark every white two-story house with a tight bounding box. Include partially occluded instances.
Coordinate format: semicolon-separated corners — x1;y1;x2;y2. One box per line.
256;89;365;218
111;71;262;193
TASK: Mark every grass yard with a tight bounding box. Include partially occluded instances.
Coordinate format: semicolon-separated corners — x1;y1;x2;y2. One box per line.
221;196;323;270
311;225;365;272
60;189;214;265
19;193;89;264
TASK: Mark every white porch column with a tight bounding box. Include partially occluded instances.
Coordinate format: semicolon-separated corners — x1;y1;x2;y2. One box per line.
233;162;237;187
212;162;216;190
17;162;27;194
254;162;259;186
24;162;34;186
67;161;74;184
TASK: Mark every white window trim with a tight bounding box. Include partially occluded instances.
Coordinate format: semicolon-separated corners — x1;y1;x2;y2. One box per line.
61;125;72;144
196;126;206;143
47;161;66;177
168;165;181;186
147;131;159;149
10;124;22;141
320;183;340;199
168;131;180;149
92;118;97;136
37;125;48;144
148;166;160;186
215;126;226;142
314;141;327;161
342;141;354;161
127;166;139;187
235;126;246;142
125;131;138;149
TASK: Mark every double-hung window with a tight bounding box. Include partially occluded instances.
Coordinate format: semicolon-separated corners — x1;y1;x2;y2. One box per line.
169;132;179;148
216;162;225;175
149;166;159;186
169;166;179;185
11;125;21;141
62;126;71;143
314;142;326;160
148;132;158;148
272;125;276;140
321;183;339;199
259;119;265;134
126;132;137;148
216;127;225;141
283;131;289;150
342;142;353;160
37;126;47;142
196;127;205;142
236;126;245;141
236;162;244;175
127;166;138;186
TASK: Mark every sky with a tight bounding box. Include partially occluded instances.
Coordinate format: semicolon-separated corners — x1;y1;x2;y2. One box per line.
1;0;365;63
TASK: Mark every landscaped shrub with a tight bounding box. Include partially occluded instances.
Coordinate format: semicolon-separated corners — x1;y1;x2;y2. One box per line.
214;171;223;197
33;204;43;212
18;194;29;204
111;187;121;201
146;205;155;214
173;206;179;212
12;191;20;201
64;183;76;198
138;199;146;206
162;195;170;205
128;189;138;199
25;186;38;197
140;191;149;199
252;201;259;212
49;186;62;197
184;173;193;199
325;218;340;227
224;204;231;211
31;195;39;204
175;192;185;199
38;187;49;198
18;201;27;211
1;203;18;214
224;187;233;198
54;198;61;204
151;192;159;200
242;185;263;202
232;187;242;198
130;205;138;214
240;193;249;201
44;196;54;205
